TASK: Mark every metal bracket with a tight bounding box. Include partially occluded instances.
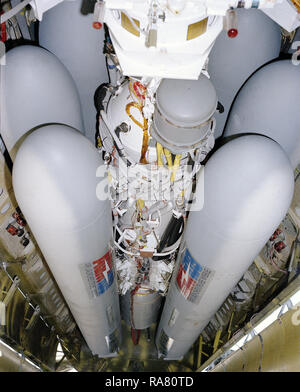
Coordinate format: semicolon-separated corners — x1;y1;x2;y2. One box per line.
0;276;20;326
213;329;223;354
277;299;293;320
227;308;235;340
25;306;41;331
196;335;209;369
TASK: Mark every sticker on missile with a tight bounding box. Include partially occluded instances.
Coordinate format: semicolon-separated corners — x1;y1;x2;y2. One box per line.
80;250;114;299
176;248;214;304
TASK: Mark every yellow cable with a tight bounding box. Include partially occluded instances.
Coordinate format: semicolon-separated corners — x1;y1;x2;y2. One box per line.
140;127;149;164
171;154;182;182
125;101;147;130
156;143;164;167
163;149;182;183
163;148;173;169
126;81;149;164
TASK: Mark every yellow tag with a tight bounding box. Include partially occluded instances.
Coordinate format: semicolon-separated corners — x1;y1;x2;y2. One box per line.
121;12;140;37
187;18;208;41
